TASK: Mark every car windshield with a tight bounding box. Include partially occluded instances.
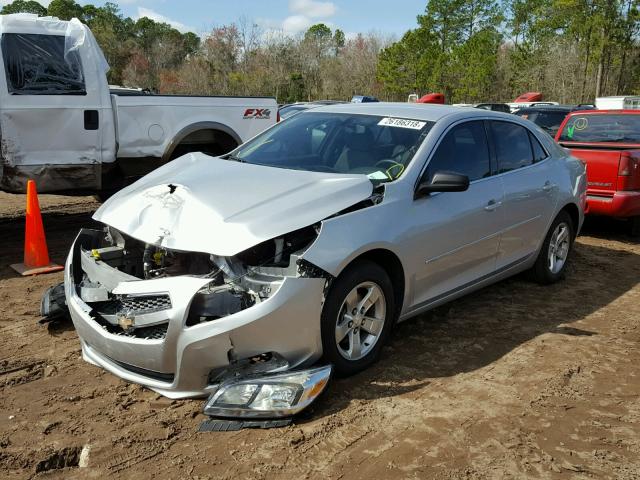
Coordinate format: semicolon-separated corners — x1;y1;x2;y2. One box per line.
232;112;434;182
279;105;313;119
558;114;640;143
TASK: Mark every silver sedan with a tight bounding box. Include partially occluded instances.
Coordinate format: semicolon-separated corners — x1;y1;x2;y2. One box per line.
64;103;587;410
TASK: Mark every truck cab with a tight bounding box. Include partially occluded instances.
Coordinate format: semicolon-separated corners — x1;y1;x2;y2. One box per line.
0;14;115;192
0;14;276;194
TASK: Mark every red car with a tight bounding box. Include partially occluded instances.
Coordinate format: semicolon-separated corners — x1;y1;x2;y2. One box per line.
556;110;640;236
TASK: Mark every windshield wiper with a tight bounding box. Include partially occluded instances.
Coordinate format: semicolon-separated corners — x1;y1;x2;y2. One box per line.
226;154;245;163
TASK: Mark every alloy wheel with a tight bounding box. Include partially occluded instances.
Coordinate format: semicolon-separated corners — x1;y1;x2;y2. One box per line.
335;281;386;361
548;222;570;274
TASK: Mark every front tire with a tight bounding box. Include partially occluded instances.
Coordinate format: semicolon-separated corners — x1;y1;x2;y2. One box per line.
321;260;395;376
530;211;574;284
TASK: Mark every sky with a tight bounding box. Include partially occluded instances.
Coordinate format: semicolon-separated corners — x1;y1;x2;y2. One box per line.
7;0;428;37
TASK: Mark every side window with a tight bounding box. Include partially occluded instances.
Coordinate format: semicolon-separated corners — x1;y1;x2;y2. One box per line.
490;121;534;173
1;33;86;95
529;131;548;163
426;121;491;182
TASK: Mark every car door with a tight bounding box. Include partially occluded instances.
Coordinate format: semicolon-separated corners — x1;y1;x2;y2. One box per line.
488;121;559;269
0;30;114;192
405;120;506;308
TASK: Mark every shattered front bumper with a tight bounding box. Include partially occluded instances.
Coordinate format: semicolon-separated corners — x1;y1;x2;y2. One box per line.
64;232;326;399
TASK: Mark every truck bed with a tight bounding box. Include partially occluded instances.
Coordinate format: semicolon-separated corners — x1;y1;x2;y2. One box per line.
112;95;276;161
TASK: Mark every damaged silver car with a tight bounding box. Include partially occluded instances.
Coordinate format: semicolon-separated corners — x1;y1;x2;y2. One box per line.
64;103;587;416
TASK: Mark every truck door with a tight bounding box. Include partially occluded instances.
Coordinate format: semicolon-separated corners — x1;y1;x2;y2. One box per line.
0;24;115;193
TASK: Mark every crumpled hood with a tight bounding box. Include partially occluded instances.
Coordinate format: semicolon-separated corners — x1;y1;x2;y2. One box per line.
94;153;373;256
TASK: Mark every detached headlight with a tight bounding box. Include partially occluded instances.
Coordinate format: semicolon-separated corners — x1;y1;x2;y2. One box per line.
203;365;332;418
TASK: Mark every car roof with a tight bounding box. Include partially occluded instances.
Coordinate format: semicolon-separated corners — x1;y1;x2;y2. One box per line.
308;102;511;122
515;105;592;112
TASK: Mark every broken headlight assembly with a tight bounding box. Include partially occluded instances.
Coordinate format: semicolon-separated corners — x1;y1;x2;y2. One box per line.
203;365;332;418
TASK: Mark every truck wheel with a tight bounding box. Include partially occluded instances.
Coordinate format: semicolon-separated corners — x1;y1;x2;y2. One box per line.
630;216;640;238
320;260;395;376
530;211;575;285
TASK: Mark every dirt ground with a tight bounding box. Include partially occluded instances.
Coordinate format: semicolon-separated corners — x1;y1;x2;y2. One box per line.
1;191;639;480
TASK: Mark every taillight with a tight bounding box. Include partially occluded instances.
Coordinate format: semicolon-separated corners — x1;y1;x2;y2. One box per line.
277;111;281;122
617;152;640;191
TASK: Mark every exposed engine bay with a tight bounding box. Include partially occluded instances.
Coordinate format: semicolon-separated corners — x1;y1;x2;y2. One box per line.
74;223;329;336
60;157;390;403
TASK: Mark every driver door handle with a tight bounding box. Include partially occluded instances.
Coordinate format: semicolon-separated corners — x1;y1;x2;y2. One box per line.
484;199;502;212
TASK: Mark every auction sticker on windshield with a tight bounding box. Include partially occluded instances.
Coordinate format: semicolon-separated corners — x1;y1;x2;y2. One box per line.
378;117;426;129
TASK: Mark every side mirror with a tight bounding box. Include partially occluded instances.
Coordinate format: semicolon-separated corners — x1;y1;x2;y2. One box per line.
415;171;470;198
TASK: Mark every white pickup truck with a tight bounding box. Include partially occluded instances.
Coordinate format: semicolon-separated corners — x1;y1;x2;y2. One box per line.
0;14;276;194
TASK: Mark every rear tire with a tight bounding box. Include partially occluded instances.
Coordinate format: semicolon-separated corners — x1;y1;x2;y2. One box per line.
530;211;574;285
321;260;395;376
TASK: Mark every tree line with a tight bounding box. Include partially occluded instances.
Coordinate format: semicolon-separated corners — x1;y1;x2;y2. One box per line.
379;0;640;103
1;0;639;104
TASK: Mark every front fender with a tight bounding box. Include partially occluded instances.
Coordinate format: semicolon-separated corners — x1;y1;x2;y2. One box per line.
301;200;411;308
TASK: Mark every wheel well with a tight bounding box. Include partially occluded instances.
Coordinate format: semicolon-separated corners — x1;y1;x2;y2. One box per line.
169;129;238;160
561;203;580;237
350;249;405;319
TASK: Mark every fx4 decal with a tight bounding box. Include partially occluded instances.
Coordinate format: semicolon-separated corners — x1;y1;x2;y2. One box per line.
244;108;271;119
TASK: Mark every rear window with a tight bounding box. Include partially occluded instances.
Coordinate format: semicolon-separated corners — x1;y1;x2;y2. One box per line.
1;33;86;95
558;114;640;143
518;111;568;136
529;131;548;162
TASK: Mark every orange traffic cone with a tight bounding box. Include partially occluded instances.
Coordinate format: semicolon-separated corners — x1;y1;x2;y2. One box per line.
10;180;64;276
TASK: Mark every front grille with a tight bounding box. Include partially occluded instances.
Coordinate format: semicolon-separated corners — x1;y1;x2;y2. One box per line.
93;294;172;316
114;323;168;340
91;313;169;340
87;294;172;341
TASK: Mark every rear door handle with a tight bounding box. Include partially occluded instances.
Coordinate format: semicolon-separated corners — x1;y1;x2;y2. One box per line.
543;181;555;192
484;199;502;211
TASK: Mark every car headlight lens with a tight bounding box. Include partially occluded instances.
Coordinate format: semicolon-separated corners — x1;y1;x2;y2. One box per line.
250;384;301;410
216;384;259;405
203;365;331;418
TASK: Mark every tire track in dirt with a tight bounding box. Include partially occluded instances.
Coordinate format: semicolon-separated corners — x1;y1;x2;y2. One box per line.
0;359;45;388
1;198;640;479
